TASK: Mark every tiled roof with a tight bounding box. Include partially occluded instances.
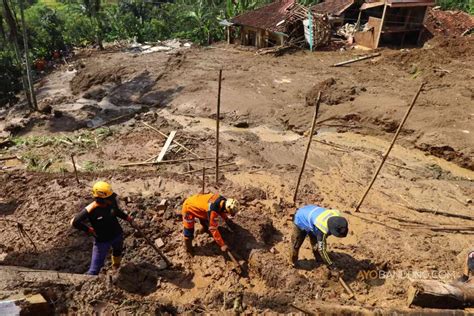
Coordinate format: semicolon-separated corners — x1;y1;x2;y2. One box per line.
311;0;355;16
231;0;296;32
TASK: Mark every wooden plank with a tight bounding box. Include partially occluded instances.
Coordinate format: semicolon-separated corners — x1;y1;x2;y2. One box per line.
156;131;176;162
408;279;474;309
375;3;388;48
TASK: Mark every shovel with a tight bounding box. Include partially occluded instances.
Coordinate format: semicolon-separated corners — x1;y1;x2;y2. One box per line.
226;250;242;274
129;221;173;267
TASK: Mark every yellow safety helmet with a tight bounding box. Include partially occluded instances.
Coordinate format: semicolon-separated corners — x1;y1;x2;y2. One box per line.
225;198;240;216
92;181;113;198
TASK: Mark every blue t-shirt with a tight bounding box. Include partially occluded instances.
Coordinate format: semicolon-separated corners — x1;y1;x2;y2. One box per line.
294;205;327;235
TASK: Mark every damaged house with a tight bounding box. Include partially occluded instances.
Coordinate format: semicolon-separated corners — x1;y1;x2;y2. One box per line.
228;0;331;50
313;0;435;48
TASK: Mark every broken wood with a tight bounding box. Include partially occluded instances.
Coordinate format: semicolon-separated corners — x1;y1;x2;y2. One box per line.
0;293;49;315
216;69;222;185
290;303;315;315
339;277;356;299
179;162;236;175
408;206;474;221
142;122;200;158
331;53;381;67
120;157;216;167
0;155;17;161
0;265;95;285
156;130;176;162
408;279;474;309
293;92;321;204
91;113;132;129
355;82;424;212
70;154;79;184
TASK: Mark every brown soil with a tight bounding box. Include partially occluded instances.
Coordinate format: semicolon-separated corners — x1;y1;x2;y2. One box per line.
1;31;473;314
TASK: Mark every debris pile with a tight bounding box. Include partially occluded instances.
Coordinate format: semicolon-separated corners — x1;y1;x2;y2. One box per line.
424;8;474;37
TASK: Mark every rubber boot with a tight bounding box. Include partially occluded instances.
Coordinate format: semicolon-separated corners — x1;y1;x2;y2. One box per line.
184;238;194;255
112;255;121;270
290;249;298;267
313;249;323;263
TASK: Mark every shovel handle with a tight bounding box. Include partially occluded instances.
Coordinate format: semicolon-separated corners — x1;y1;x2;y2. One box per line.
130;221;173;267
226;250;242;273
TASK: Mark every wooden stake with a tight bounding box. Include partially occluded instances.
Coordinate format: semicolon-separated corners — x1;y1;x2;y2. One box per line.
19;0;37;110
354;83;424;212
202;166;206;193
216;69;222;185
70;154;79;184
293;92;321;204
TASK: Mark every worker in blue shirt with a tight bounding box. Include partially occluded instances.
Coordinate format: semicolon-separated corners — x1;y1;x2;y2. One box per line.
291;204;348;268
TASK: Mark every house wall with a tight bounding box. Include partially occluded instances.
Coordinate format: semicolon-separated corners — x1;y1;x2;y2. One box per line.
240;26;284;48
354;16;382;49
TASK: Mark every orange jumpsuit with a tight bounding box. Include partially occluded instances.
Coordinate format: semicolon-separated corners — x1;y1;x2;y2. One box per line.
182;193;228;247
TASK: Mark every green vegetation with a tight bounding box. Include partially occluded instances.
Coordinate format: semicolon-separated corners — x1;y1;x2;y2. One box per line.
436;0;473;14
11;127;113;148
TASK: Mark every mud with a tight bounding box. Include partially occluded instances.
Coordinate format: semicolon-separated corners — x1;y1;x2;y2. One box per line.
1;31;474;313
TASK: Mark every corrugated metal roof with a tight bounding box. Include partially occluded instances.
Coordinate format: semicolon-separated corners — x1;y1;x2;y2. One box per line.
230;0;296;32
311;0;355;16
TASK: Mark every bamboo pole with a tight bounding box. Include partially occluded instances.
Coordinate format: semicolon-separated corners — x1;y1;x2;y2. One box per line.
19;0;37;110
70;154;79;184
120;157;215;167
293;92;322;204
216;69;222;185
331;53;381;67
179;162;236;175
354;83;424;212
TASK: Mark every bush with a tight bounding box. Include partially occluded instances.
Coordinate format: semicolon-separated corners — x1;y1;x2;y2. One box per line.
24;3;65;58
59;5;97;46
0;48;21;106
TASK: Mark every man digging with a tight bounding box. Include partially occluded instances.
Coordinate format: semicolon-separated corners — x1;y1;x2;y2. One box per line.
181;193;239;256
71;181;133;275
290;204;348;271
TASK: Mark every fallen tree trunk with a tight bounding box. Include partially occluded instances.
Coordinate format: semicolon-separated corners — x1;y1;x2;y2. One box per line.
0;265;95;290
408;279;474;309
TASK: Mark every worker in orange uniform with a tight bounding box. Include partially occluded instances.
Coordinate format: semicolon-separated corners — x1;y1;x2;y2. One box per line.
182;193;239;255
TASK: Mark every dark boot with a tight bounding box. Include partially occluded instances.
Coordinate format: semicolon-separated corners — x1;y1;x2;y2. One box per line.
290;248;299;267
184;238;194;255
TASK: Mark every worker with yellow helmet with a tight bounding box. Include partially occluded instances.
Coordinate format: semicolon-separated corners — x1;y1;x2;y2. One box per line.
71;181;133;275
182;193;239;255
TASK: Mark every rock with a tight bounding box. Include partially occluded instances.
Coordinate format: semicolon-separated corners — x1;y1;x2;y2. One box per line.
83;87;107;101
154;238;165;248
37;100;52;114
234;121;249;128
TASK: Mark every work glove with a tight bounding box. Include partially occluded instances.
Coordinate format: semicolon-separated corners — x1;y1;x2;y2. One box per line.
220;245;229;252
88;227;97;237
